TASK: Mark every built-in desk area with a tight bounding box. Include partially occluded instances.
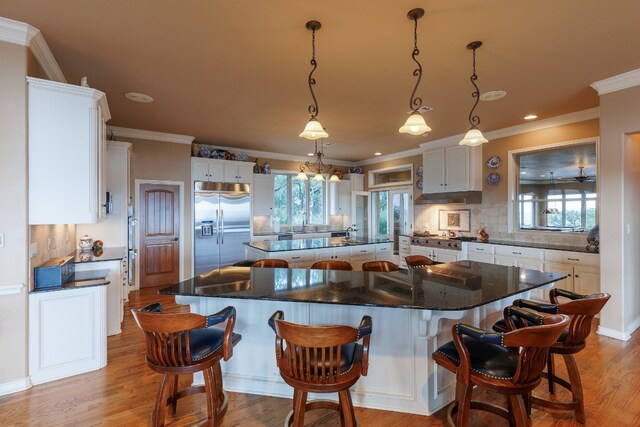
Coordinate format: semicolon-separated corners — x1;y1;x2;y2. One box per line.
160;261;565;415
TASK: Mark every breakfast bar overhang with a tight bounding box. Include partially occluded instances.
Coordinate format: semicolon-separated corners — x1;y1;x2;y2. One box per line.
160;261;566;415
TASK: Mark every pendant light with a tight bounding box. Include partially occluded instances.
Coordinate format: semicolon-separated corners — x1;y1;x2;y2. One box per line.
574;166;590;183
299;21;329;140
459;41;489;146
399;8;431;136
541;171;560;215
297;139;339;182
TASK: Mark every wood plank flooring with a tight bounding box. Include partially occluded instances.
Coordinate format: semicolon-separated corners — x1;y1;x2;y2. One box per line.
1;286;638;426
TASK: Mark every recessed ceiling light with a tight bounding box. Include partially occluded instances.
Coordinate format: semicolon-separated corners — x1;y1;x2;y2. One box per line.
125;92;153;103
374;152;382;156
307;153;315;156
540;174;546;178
479;90;507;101
521;171;527;175
524;114;538;120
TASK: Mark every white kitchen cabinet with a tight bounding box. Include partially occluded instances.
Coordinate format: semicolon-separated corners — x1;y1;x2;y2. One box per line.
422;145;481;194
330;174;364;215
399;236;412;268
191;158;254;183
29;285;107;385
375;243;393;261
411;245;462;263
544;250;600;296
349;245;377;270
466;243;495;263
28;77;110;224
316;246;350;262
253;174;275;216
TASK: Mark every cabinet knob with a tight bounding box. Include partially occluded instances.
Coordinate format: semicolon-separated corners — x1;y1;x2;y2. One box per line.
574;274;579;278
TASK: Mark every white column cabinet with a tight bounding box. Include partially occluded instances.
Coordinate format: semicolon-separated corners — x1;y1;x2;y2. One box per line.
422;145;481;194
330;174;364;215
28;77;110;224
253;175;275;216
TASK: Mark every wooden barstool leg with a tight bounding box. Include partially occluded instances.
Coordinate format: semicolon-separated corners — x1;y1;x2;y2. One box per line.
291;389;308;427
203;366;217;426
508;394;531;427
153;374;172;427
338;390;356;427
563;354;586;423
547;353;556;394
454;380;473;427
169;375;179;416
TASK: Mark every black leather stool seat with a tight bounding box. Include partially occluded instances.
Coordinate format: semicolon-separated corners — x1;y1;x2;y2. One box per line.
435;336;518;380
188;328;242;362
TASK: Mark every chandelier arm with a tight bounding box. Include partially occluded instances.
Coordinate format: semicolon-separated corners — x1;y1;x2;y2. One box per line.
307;29;319;118
408;17;423;112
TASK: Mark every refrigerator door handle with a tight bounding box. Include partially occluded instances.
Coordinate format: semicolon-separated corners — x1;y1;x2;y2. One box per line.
215;209;219;244
221;209;224;244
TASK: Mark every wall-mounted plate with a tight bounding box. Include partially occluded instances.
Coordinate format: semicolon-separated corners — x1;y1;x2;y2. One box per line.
416;178;423;189
486;155;501;168
487;172;500;186
416;166;423;177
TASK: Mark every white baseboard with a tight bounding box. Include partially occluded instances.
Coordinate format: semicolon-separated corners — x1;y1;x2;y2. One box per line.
597;317;640;341
0;376;32;396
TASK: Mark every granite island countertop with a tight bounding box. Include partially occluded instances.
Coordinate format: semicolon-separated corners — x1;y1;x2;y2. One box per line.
160;261;565;311
402;235;596;254
245;237;392;252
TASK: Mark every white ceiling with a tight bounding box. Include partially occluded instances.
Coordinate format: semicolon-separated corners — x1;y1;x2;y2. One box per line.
2;1;640;161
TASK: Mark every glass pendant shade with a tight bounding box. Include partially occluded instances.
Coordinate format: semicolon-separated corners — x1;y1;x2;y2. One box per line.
459;128;488;146
329;174;340;182
299;118;329;140
313;173;325;182
399;113;431;135
296;171;309;180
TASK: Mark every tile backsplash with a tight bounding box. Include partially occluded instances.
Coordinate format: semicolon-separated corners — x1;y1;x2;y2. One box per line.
30;224;77;268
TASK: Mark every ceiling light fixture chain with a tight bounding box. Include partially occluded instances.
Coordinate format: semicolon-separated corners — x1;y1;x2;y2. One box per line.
299;20;328;140
398;8;431;136
468;41;481;128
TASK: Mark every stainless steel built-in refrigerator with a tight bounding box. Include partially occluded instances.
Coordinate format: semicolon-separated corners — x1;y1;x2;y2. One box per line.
194;181;251;275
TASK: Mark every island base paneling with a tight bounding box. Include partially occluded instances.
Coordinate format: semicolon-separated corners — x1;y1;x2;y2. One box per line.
174;294;522;415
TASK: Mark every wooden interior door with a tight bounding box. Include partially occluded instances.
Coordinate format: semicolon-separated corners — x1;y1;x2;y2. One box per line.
139;184;180;288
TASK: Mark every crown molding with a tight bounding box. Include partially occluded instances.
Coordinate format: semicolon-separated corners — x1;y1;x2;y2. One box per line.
107;126;195;145
0;17;66;83
201;144;356;167
591;69;640;95
416;107;600;151
0;283;24;296
357;147;423;166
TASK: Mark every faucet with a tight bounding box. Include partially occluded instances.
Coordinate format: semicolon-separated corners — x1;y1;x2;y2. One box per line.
346;227;353;239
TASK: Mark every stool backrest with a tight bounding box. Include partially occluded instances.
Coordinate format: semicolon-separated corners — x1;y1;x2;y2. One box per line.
253;259;289;268
362;261;400;272
310;260;353;271
405;255;435;268
551;290;611;347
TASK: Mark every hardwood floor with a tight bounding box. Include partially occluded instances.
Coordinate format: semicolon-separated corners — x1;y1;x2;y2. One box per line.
1;286;638;426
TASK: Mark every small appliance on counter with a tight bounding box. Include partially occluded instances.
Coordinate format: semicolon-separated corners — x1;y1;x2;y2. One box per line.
34;256;75;289
79;235;93;252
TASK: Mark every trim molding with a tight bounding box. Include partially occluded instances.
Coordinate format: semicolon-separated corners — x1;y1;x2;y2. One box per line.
0;377;32;397
591;68;640;95
358;147;422;166
0;283;24;296
108;126;195;145
200;144;355;167
597;326;630;341
0;17;65;83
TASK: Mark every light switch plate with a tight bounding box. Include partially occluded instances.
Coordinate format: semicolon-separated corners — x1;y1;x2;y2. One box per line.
30;242;38;257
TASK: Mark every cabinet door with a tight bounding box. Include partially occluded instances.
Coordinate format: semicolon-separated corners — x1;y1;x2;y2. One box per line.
192;158;211;181
423;149;445;193
253;176;275;216
433;249;461;263
467;252;494;263
494;255;518;267
237;163;255;183
573;265;600;295
375;243;392;261
544;261;574;292
444;146;469;191
337;180;352;214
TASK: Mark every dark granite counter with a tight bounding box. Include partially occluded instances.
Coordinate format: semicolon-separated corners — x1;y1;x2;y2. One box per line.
473;239;595;254
31;269;110;293
159;261;565;311
245;237;392;252
73;246;126;263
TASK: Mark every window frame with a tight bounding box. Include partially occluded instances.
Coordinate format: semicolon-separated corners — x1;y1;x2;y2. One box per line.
507;137;599;235
273;172;328;226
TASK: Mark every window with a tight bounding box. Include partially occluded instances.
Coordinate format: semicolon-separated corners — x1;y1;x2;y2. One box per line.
273;173;327;226
513;140;597;232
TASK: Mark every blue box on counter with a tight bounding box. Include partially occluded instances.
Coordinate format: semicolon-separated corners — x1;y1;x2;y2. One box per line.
34;256;75;289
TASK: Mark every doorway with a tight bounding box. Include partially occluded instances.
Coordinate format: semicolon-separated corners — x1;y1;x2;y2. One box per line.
372;187;413;255
138;183;181;288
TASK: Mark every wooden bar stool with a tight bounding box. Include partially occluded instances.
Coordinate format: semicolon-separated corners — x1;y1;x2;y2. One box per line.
404;255;436;268
253;259;289;268
362;260;400;272
131;303;241;426
268;311;372;426
433;306;569;427
493;289;610;423
310;260;354;271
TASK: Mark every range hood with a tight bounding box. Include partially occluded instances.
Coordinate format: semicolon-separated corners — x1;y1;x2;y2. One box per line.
414;191;482;205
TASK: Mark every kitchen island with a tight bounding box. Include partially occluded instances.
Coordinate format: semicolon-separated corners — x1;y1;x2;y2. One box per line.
160;261;565;415
244;237;393;270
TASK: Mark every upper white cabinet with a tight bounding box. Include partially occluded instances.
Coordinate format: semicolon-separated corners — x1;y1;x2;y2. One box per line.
422;145;481;193
330;174;363;215
191;158;254;183
253;174;275;216
28;77;110;224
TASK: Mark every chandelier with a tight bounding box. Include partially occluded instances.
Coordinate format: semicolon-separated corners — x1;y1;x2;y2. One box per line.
541;171;560;214
459;41;489;146
398;8;432;136
299;20;329;140
574;166;590;183
296;139;339;182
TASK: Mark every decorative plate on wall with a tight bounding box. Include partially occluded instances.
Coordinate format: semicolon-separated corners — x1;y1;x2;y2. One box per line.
416;166;423;177
416;178;423;189
486;155;501;168
487;172;500;186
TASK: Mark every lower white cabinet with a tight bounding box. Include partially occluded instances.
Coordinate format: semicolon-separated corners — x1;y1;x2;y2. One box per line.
375;243;393;261
29;285;107;385
411;245;462;263
466;243;495;263
399;236;412;268
74;259;125;336
349;246;377;270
